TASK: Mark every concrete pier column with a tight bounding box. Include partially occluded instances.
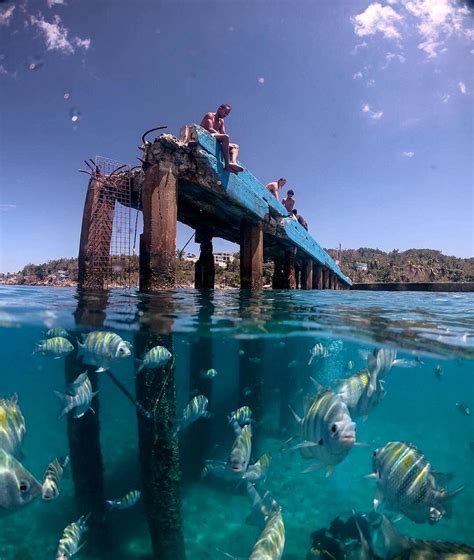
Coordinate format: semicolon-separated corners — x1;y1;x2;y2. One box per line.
272;256;284;289
134;302;185;560
322;268;330;289
78;178;116;289
240;223;263;289
301;259;313;290
331;273;337;290
194;230;215;289
140;164;178;292
313;264;324;289
284;248;297;289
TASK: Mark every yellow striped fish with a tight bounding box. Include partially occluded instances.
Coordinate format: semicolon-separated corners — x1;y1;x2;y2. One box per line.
35;337;73;358
54;372;97;419
370;441;464;524
136;345;172;372
229;423;252;473
228;406;253;427
45;327;70;339
56;514;89;560
78;331;131;372
244;453;271;483
336;368;385;418
290;388;356;476
175;395;210;434
42;455;69;500
0;394;26;457
106;489;141;510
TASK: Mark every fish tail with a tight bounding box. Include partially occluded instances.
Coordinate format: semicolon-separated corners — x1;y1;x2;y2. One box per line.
435;486;464;518
53;390;73;419
288;405;303;425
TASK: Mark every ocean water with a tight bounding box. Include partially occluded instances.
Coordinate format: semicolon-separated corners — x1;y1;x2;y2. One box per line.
0;285;473;560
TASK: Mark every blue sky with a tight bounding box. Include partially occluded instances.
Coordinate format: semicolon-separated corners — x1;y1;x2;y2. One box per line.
0;0;472;273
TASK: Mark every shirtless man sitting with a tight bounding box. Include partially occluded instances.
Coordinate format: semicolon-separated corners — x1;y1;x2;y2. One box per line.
200;104;244;173
282;189;295;213
266;178;286;201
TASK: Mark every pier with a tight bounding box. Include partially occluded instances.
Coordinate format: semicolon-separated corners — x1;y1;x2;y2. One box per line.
78;125;352;291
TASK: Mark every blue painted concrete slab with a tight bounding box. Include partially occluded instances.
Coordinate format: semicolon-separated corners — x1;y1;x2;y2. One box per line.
189;125;351;285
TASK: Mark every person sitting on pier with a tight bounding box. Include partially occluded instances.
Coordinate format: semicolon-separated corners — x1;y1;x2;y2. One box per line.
266;178;286;201
282;189;295;214
200;104;244;173
293;209;308;230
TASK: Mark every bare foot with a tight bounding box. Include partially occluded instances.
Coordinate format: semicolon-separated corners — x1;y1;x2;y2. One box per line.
225;163;244;173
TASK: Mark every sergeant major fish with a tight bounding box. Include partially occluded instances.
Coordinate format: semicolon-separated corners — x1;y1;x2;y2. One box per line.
78;331;131;372
54;372;97;419
366;348;416;397
35;337;74;358
136;345;172;373
200;368;218;379
0;394;26;457
243;453;271;483
175;395;210;434
228;406;253;427
289;386;356;476
106;489;141;510
229;422;252;473
56;514;89;560
0;449;42;514
336;368;385;419
45;327;70;339
308;341;341;365
42;455;69;501
369;441;464;524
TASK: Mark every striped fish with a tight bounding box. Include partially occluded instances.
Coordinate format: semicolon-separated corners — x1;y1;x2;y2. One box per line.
228;406;253;428
229;423;252;473
106;489;141;510
0;449;42;512
42;455;69;500
200;368;218;379
54;372;97;419
0;394;26;457
336;368;385;418
290;388;356;476
370;441;464;524
78;331;132;372
366;349;417;396
35;337;74;358
308;340;343;365
367;513;474;559
243;453;271;483
55;514;89;560
45;327;70;339
175;395;210;434
136;345;172;373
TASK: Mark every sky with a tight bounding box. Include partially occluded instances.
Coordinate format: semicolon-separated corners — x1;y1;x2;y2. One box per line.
0;0;473;273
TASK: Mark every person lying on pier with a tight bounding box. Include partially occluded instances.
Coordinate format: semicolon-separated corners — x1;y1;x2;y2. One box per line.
282;189;295;214
266;178;286;201
200;104;244;173
293;209;308;230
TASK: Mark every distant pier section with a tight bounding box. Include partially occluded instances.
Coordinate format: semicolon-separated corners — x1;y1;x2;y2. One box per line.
78;125;352;291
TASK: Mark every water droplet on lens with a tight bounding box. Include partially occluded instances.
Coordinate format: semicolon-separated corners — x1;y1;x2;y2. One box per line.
27;56;44;71
63;91;71;100
69;108;81;123
258;77;265;84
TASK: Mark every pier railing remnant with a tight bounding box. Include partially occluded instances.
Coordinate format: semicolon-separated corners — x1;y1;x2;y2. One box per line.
78;125;352;291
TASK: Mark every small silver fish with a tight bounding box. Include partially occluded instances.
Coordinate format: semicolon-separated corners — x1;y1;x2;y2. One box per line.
106;489;141;510
228;406;253;427
45;327;70;339
35;337;74;358
0;449;42;513
175;395;210;434
136;345;172;373
0;394;26;457
434;365;443;381
56;514;89;560
456;402;470;416
201;368;218;379
78;331;131;372
54;372;97;419
308;340;343;365
42;456;69;501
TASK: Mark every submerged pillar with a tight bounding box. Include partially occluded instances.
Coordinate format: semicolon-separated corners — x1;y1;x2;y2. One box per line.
284;248;297;289
313;264;323;289
321;268;328;289
301;259;313;290
134;306;185;560
240;223;263;289
140;164;178;292
78;177;116;289
194;230;215;289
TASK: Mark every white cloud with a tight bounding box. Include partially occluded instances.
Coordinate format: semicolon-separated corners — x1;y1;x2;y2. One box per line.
362;103;384;119
351;41;368;54
29;14;91;54
47;0;67;7
0;64;8;75
351;3;403;39
353;71;363;79
441;93;450;103
458;81;467;94
367;78;376;87
0;204;17;211
386;51;406;63
402;151;415;157
0;5;15;26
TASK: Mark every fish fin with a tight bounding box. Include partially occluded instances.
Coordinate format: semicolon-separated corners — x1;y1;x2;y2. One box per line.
309;376;323;392
302;395;314;415
431;471;454;484
96;367;107;373
393;359;418;368
325;466;334;477
59;455;70;469
105;500;114;510
308;354;314;365
288;405;303;425
53;390;72;419
302;463;322;474
291;440;320;450
203;411;212;419
354;442;370;447
352;510;371;560
89;407;96;415
374;488;384;511
364;473;378;480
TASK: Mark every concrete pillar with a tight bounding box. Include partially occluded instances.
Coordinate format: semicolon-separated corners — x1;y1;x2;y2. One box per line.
284;248;297;289
140;164;178;292
322;268;330;289
194;230;215;289
240;223;263;289
272;256;285;289
301;259;313;290
313;264;324;289
78;177;116;289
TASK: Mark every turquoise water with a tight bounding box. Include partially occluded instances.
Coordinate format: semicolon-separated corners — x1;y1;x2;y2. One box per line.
0;285;473;559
